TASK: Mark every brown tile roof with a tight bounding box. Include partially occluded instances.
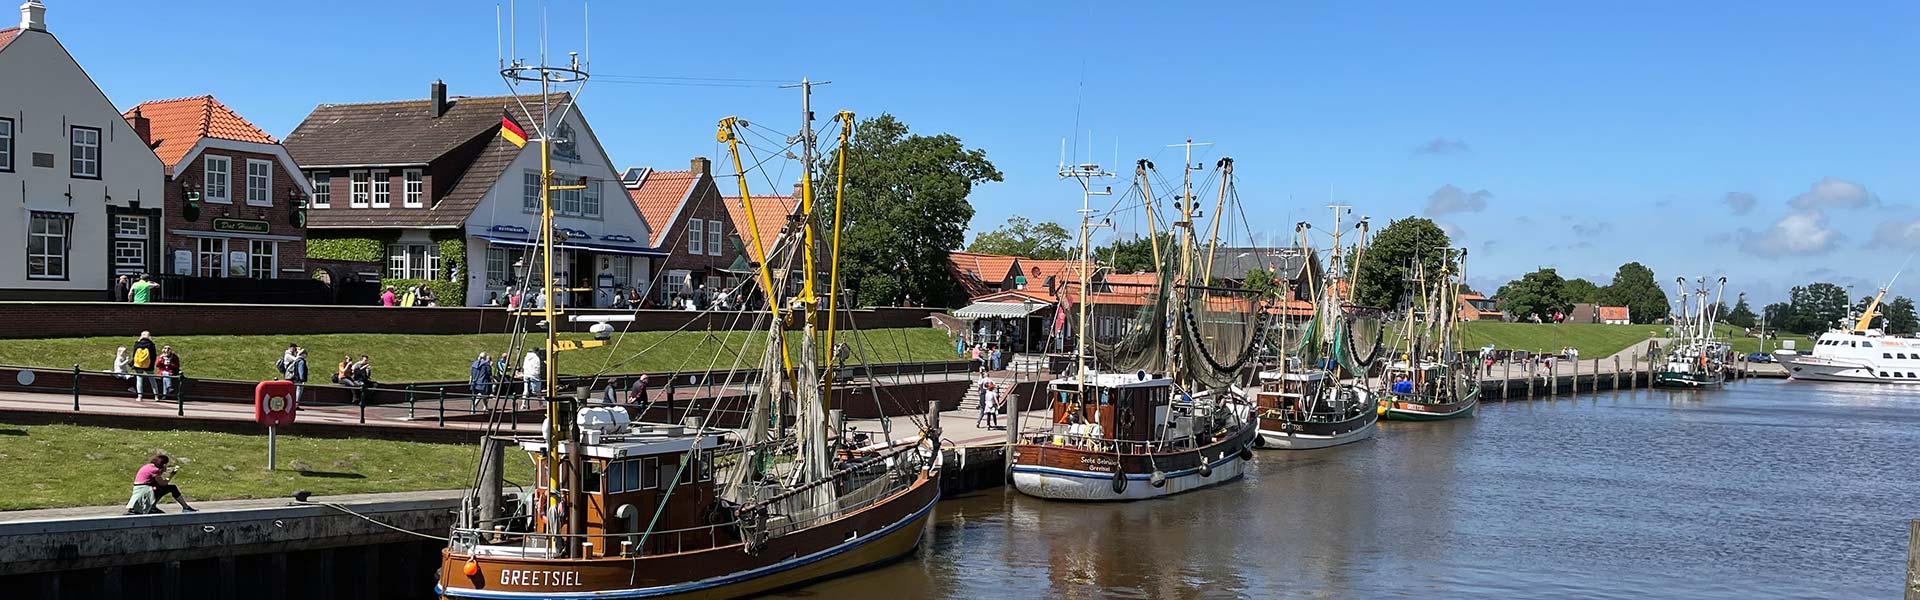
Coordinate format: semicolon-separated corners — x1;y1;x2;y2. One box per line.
948;251;1021;289
1598;306;1630;322
0;27;19;53
723;194;799;264
627;170;698;246
284;93;563;168
121;96;277;169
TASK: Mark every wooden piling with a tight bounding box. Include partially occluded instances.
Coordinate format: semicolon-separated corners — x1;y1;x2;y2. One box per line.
1526;362;1535;398
1503;359;1511;400
1572;357;1580;397
1613;356;1621;390
1908;519;1920;600
1550;359;1558;398
1593;359;1601;393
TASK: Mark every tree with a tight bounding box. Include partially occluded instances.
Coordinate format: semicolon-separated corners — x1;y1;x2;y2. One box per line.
1352;217;1452;309
1724;297;1758;328
824;114;1002;307
1761;302;1790;332
1243;267;1283;299
1495;268;1570;322
1595;262;1669;324
1563;278;1601;304
1780;283;1850;334
967;216;1072;259
1093;232;1174;274
1886;296;1919;334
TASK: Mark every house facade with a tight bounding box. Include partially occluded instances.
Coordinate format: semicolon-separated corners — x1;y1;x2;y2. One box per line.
284;83;659;306
624;158;757;305
0;2;166;299
123;96;310;284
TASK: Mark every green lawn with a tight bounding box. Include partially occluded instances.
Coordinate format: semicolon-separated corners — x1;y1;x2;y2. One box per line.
0;424;517;511
0;328;959;383
1459;322;1668;358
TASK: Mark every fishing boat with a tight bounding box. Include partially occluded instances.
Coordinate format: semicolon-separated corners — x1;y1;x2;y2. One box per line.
1009;148;1260;501
1377;249;1480;420
1654;277;1731;388
1776;274;1920;384
435;68;940;598
1252;206;1381;449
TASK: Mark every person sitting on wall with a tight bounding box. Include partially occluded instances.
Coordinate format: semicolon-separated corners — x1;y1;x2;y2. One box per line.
126;454;196;514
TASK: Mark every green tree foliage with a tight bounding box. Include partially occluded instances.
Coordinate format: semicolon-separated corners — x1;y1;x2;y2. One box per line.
1886;296;1919;334
1563;278;1601;303
1779;283;1850;333
1724;297;1758;328
1761;302;1790;330
1495;268;1570;322
966;216;1072;259
1352;217;1451;309
1243;267;1283;299
1093;232;1174;274
1595;262;1669;324
824;114;1002;307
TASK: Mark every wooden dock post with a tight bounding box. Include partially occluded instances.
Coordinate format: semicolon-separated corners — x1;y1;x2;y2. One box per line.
1526;362;1535;398
1572;357;1580;397
1550;359;1558;398
1907;519;1920;600
1502;359;1511;400
1612;356;1621;390
1592;359;1601;393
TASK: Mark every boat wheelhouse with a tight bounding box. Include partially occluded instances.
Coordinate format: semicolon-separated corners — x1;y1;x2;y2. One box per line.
1012;371;1254;501
1253;367;1376;449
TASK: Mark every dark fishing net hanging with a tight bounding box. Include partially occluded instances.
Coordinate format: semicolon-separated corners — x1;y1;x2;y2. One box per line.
1087;262;1172;375
1181;280;1269;388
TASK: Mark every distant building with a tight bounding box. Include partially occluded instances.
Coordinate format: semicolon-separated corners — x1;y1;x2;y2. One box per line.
1569;303;1631;325
623;158;754;305
0;2;167;299
1460;293;1505;321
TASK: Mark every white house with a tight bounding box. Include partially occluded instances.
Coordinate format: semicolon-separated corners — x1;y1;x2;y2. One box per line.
0;1;166;299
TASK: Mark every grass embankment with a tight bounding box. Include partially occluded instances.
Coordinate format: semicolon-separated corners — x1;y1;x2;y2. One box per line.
0;328;958;383
0;424;520;511
1457;322;1814;358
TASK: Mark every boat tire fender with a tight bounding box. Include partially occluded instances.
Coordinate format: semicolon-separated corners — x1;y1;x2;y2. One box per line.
1239;446;1255;461
1252;434;1266;449
1111;470;1128;494
1199;459;1213;478
1150;470;1167;488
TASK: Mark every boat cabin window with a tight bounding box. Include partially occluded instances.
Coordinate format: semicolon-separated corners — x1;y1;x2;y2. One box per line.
1887;353;1894;359
582;462;602;493
1901;354;1910;359
1862;342;1874;347
696;450;713;482
601;456;664;494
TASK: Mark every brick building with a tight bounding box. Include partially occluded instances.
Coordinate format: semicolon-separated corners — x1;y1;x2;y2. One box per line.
122;95;311;282
625;159;799;306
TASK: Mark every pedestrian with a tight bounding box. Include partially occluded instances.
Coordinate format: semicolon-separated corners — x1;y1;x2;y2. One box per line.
155;345;181;401
495;352;514;399
419;285;439;307
112;274;130;303
522;350;544;401
629;374;649;405
129;274;158;304
111;346;131;378
126;454;196;514
287;348;309;408
991;346;1003;371
470;352;493;399
976;382;997;428
130;331;157;401
277;343;299;379
333;355;353;385
350;355;375;406
380;287;397;307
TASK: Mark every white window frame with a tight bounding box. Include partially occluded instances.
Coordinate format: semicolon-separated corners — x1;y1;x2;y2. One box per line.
687;219;704;255
582;181;601;217
386;243;440;280
663;269;690;302
309;171;330;208
707;219;723;256
197;237;228;278
69;126;100;179
370;169;390;208
249;240;278;279
0;117;13;172
204;156;232;204
402;169;424;207
27;211;70;280
245;159;273;207
349;170;369;207
113;215;149;275
609;256;631;288
523;171;542;213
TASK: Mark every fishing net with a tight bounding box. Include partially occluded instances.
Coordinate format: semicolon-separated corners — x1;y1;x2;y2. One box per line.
1180;281;1270;388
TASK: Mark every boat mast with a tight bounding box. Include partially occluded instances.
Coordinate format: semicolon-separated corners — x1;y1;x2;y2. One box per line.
1168;139;1211;386
1060;156;1111;379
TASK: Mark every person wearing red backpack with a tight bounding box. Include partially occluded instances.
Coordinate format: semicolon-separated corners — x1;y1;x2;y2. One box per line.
130;331;157;401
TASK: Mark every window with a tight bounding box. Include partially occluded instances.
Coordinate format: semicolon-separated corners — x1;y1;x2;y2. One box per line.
69;126;100;178
309;171;330;207
204;156;232;203
370;169;390;207
559;183;581;215
113;216;149;275
1887;353;1895;359
1862;342;1874;348
486;246;527;286
249;240;277;279
386;243;441;280
609;256;631;287
403;169;424;207
642;457;659;490
197;237;227;278
523;171;541;213
663;269;690;302
582;181;600;217
0;117;13;171
245;159;273;206
687;219;704;254
349;170;370;207
27;212;71;280
1901;354;1910;360
707;219;723;256
696;450;712;482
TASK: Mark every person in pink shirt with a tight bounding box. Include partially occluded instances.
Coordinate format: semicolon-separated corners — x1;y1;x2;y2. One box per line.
380;287;398;307
127;454;196;514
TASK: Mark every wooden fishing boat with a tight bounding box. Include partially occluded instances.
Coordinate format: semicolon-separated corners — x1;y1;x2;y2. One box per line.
1379;360;1479;420
1375;249;1480;421
1253;369;1376;449
1255;206;1382;447
1012;372;1256;501
1653;277;1730;389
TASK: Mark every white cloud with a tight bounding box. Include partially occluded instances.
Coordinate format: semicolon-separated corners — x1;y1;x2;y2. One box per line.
1868;217;1920;249
1788;177;1877;210
1437;221;1468;242
1424;185;1492;216
1739;210;1841;257
1413;138;1469;156
1723;192;1757;215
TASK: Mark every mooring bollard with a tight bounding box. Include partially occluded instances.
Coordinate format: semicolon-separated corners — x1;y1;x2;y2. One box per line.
438;387;447;427
71;364;81;411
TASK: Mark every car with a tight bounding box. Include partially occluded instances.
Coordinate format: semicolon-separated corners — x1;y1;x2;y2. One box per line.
1746;352;1776;363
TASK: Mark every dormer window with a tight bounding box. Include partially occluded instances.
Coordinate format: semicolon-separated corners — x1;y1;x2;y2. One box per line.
403;169;424;207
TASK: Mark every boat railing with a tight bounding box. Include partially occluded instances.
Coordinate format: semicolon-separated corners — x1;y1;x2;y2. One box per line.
1020;431;1201;455
449;519;738;559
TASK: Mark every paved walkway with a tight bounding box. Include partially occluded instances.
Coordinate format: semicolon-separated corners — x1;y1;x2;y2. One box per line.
0;489;463;525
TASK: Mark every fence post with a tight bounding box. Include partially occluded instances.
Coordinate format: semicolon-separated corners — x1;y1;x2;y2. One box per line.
71;364;81;411
176;377;185;417
405;384;416;421
438;387;447;427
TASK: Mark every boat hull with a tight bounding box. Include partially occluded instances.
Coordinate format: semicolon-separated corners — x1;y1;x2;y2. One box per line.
1779;353;1920;384
435;471;938;600
1009;420;1256;502
1257;419;1375;449
1379;389;1479;421
1653;371;1724;388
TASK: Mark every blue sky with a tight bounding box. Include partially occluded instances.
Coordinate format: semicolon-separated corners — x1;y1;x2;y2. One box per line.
47;0;1920;306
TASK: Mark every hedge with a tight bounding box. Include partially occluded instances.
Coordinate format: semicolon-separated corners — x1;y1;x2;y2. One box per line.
307;230;469;306
305;231;392;263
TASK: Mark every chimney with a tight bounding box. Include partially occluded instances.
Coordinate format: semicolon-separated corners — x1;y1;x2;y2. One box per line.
429;80;448;118
690;157;710;176
20;0;45;31
129;108;151;146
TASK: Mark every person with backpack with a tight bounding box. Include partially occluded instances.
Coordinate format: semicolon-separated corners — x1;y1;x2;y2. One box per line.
286;348;309;408
155;345;181;401
130;331;158;401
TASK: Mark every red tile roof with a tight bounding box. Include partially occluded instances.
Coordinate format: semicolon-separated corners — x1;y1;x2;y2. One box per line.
625;169;698;246
122;95;278;169
1598;306;1630;322
723;194;799;263
0;27;20;53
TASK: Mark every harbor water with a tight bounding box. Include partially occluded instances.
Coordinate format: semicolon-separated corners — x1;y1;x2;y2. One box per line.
782;379;1919;599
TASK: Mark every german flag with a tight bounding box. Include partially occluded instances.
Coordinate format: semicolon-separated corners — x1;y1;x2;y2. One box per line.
500;113;528;148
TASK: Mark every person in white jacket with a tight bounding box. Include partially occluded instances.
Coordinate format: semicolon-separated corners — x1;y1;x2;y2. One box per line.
522;350;544;402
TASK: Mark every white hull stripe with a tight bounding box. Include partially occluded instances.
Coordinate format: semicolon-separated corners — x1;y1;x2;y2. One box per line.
1011;451;1243;481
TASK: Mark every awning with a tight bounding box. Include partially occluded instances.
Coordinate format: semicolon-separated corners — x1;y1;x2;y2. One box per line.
955;300;1051;319
478;235;667;257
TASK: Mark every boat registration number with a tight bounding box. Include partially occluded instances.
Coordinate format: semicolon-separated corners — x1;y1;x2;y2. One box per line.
501;569;582;587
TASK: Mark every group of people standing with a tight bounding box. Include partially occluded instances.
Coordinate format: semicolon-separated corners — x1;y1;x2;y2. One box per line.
112;331;181;401
380;284;441;307
110;274;161;303
468;350;546;404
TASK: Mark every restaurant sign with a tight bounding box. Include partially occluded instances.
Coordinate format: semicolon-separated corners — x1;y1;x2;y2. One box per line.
212;218;271;234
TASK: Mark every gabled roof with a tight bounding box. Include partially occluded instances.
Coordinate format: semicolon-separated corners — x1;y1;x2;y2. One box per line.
284;93;564;168
949;251;1020;282
723;194;799;263
122;95;277;169
1207;246;1314;281
626;170;698;246
0;27;20;53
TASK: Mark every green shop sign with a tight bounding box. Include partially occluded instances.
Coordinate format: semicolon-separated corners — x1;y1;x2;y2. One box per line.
212;218;271;234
